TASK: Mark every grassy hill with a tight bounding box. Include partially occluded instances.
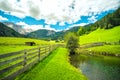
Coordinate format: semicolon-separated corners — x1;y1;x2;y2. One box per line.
80;26;120;45
0;22;24;37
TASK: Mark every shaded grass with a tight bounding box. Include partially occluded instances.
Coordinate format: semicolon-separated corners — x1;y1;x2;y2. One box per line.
16;47;87;80
80;26;120;45
87;45;120;54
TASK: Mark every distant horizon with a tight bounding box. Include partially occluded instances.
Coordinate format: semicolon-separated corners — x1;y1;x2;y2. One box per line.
0;0;120;31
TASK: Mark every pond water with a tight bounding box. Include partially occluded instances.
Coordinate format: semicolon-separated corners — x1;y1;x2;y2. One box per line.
70;54;120;80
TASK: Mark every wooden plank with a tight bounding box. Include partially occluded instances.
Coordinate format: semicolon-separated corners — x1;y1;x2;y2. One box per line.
0;50;24;59
27;54;38;61
0;55;24;66
27;51;38;57
40;51;46;54
27;48;38;52
1;59;38;80
0;61;23;75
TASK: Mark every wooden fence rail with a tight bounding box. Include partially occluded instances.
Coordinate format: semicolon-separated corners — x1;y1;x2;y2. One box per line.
0;44;59;80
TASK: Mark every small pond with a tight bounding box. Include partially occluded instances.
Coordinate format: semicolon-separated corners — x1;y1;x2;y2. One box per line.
70;54;120;80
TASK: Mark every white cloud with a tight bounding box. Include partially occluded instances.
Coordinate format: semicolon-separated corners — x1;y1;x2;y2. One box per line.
0;0;120;25
59;22;65;26
16;21;57;31
44;25;56;31
65;23;88;31
71;23;88;27
16;21;43;31
0;16;8;21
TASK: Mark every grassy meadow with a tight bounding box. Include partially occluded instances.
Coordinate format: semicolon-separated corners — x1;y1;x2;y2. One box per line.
0;37;56;54
16;48;87;80
80;26;120;45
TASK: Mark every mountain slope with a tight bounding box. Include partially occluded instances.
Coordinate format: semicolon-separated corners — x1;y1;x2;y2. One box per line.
27;29;56;40
0;22;24;37
3;22;33;34
27;26;81;40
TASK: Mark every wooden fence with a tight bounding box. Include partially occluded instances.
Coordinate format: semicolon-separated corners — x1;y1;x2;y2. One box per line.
0;44;59;80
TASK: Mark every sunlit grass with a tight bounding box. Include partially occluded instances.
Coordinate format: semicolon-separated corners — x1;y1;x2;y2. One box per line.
0;37;54;45
80;26;120;45
0;45;38;54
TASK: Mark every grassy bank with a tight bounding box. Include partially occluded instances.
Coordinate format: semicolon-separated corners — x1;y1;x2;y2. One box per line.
80;26;120;45
87;45;120;54
16;48;87;80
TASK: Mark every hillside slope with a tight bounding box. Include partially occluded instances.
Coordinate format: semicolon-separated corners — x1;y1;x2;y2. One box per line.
80;26;120;45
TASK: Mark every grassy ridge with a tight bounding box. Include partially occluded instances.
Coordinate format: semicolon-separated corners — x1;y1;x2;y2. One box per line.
16;48;87;80
80;26;120;45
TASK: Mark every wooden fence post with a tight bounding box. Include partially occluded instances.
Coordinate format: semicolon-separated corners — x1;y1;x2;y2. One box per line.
49;45;51;53
23;50;27;66
38;47;40;61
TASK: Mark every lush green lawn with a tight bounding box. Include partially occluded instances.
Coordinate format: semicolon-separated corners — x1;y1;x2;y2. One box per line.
80;26;120;45
16;48;87;80
87;45;120;54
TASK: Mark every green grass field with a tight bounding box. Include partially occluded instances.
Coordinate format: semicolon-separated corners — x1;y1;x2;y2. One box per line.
0;37;56;54
0;45;38;54
80;26;120;45
87;45;120;54
0;37;55;45
16;48;87;80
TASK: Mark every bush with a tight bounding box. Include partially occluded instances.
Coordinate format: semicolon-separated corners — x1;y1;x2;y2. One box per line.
64;32;79;54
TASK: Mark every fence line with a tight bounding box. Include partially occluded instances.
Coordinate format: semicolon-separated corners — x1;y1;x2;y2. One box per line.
0;44;59;80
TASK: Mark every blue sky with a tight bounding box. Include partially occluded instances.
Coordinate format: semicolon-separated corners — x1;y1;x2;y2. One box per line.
0;0;120;31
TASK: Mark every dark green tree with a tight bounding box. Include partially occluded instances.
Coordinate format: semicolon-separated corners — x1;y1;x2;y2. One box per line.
64;32;79;54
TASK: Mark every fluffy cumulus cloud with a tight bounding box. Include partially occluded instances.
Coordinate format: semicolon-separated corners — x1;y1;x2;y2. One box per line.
0;0;120;25
0;16;8;21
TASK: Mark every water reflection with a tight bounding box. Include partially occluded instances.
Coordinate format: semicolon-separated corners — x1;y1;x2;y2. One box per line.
70;54;120;80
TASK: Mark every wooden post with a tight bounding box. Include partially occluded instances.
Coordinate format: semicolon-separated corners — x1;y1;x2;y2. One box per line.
51;45;52;51
49;45;51;53
23;50;27;66
38;47;40;61
44;46;46;57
